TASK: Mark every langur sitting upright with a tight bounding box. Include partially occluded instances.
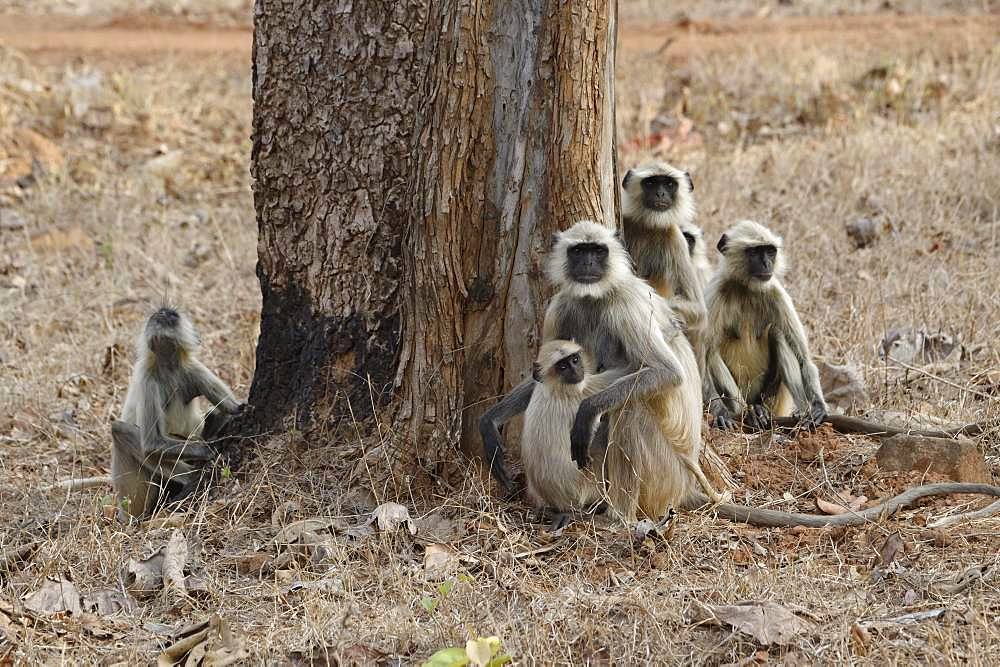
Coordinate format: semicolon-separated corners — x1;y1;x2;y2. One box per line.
620;162;706;336
111;307;244;520
704;220;828;430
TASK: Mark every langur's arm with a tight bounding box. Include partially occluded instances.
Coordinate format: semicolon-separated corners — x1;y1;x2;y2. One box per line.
665;227;707;332
189;360;243;414
705;347;743;426
774;333;827;427
570;359;682;466
137;379;216;461
478;379;535;493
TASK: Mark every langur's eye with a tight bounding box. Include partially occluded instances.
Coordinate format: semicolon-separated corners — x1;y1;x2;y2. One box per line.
571;354;580;364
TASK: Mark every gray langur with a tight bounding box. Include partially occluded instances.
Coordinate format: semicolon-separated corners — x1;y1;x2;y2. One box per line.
679;219;712;293
479;220;724;521
620;162;706;335
521;340;624;523
111;307;244;520
703;220;827;430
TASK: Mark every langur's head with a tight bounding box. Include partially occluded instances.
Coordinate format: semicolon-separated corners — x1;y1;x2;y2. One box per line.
715;220;785;288
547;220;631;299
620;162;695;227
141;306;200;360
532;339;589;390
679;219;706;263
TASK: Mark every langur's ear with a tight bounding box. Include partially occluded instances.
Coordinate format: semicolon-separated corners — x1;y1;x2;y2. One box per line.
531;362;542;383
684;171;694;192
621;169;634;189
716;233;728;254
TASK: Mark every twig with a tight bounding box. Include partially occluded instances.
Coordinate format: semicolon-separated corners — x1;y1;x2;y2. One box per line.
929;499;1000;528
771;414;991;440
894;359;999;403
40;475;111;492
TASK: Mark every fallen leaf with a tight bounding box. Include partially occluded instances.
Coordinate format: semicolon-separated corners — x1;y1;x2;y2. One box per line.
902;589;919;606
229;552;274;577
371;502;417;535
422;647;469;667
273;517;341;545
423;544;459;581
860;608;946;630
162;530;188;599
699;601;812;646
850;622;871;654
156;614;248;667
125;548;166;599
24;578;81;615
81;589;136;616
929;565;993;595
879;532;905;568
816;493;867;516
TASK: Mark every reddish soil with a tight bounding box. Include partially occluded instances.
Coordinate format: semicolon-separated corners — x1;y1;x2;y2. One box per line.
1;12;995;63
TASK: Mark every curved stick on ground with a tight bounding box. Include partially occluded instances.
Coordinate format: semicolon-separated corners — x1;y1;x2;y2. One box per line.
772;414;991;439
689;482;1000;528
928;499;1000;528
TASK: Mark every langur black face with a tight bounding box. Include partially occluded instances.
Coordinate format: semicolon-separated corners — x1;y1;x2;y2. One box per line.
640;174;679;212
682;231;697;257
146;308;182;355
553;352;584;385
745;245;777;282
566;242;609;284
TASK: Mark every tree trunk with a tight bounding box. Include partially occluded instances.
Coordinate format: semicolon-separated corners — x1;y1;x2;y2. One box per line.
248;0;617;486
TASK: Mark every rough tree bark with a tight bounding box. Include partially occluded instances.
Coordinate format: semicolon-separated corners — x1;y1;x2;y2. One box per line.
248;0;618;485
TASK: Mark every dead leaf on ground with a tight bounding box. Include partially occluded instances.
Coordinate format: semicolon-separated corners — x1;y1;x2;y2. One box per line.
815;492;867;516
879;532;905;568
24;577;82;615
156;614;248;667
370;502;417;535
227;552;274;577
423;544;460;581
273;517;342;545
929;565;993;595
692;600;812;646
162;530;189;599
126;548;166;599
859;608;946;631
81;588;136;616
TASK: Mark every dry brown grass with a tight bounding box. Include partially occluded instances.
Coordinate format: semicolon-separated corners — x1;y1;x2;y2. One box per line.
2;3;999;665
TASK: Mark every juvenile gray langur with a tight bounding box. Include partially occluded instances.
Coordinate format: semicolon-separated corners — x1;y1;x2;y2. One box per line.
111;307;244;520
620;162;706;335
479;220;724;521
520;340;624;523
679;219;712;292
704;220;827;430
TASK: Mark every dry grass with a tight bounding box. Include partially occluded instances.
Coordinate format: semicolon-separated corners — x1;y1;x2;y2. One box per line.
2;2;1000;665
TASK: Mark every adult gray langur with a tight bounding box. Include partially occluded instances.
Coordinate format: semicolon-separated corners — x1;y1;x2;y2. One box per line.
479;220;724;521
111;307;244;520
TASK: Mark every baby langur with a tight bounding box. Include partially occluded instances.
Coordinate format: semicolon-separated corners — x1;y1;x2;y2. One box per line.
620;162;706;336
679;220;712;293
704;220;827;430
521;340;624;528
111;307;244;521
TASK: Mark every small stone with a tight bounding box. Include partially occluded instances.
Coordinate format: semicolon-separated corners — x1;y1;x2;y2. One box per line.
876;435;992;484
846;217;879;249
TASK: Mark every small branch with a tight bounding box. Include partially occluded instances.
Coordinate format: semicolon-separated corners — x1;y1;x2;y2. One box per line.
772;414;992;440
929;499;1000;528
893;359;999;403
40;475;111;492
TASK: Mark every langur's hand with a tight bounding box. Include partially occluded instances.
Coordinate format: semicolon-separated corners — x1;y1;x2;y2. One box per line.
800;401;827;431
744;403;771;430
